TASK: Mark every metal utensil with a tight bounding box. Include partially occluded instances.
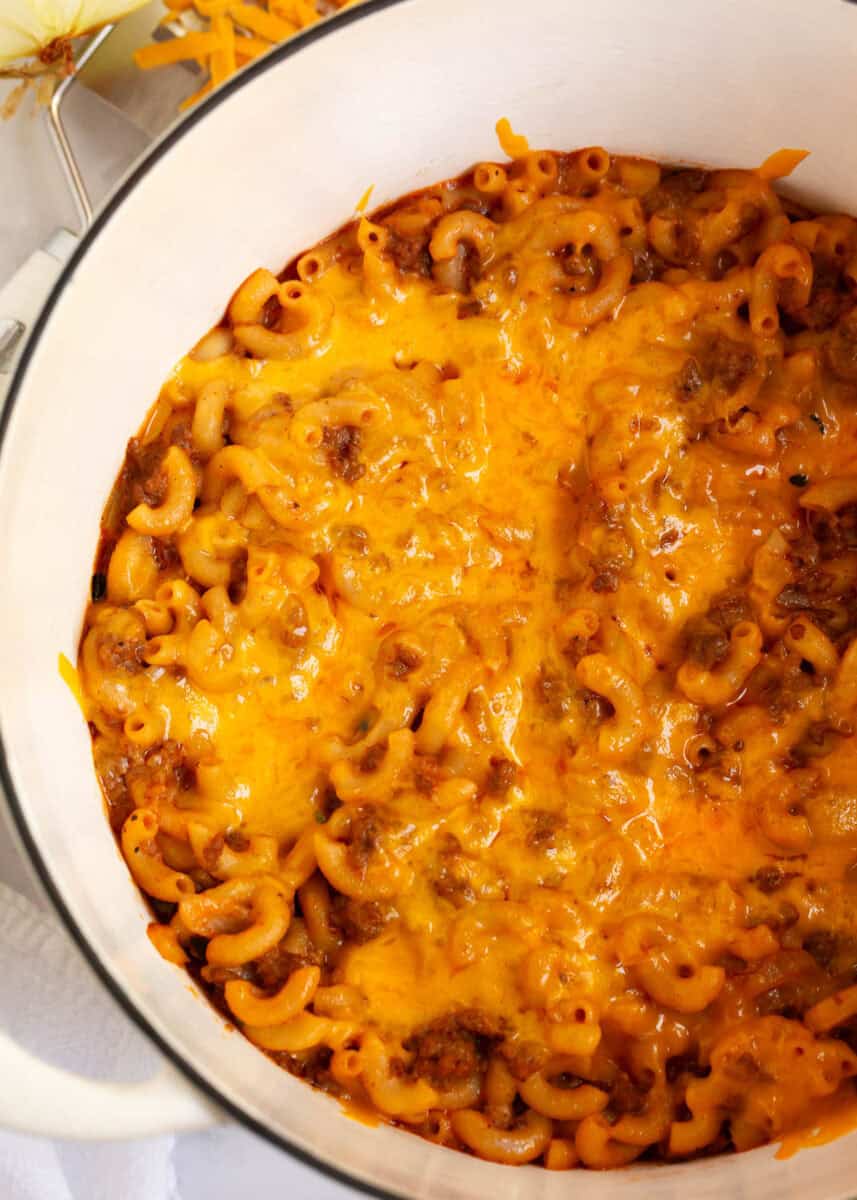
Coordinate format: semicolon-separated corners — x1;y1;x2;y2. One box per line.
0;12;199;405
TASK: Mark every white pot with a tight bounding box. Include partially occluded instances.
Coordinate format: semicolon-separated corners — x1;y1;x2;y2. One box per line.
2;0;857;1194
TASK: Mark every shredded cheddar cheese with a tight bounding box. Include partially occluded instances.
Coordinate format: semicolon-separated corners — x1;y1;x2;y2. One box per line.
78;141;857;1171
136;0;357;106
58;651;86;716
354;184;374;215
495;116;530;160
757;147;810;182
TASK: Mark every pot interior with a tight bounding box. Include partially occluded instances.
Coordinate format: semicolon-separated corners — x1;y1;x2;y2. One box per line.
2;0;857;1195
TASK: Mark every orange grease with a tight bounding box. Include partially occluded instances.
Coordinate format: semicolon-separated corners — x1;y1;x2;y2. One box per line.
777;1089;857;1159
340;1096;381;1128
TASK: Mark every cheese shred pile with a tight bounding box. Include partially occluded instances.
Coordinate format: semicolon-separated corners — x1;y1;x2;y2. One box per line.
136;0;357;111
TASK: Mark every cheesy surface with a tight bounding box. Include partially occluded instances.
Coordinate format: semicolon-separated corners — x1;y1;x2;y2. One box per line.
79;144;857;1168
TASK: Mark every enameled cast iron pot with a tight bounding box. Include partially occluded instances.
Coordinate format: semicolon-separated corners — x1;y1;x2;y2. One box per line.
1;0;857;1194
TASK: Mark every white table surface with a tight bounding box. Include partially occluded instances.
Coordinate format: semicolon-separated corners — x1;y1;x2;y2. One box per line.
0;59;364;1200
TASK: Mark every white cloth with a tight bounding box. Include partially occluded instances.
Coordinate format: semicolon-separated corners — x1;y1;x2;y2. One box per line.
0;835;358;1200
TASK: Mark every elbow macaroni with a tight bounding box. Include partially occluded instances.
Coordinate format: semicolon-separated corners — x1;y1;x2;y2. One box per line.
80;138;857;1170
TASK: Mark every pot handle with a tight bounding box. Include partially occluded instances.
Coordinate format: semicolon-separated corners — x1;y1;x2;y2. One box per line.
0;1028;222;1138
0;236;223;1140
0;230;78;414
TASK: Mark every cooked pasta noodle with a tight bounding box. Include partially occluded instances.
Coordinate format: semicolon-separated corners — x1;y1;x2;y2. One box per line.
79;137;857;1170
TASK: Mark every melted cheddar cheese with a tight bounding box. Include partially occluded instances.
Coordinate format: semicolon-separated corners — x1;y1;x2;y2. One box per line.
79;144;857;1169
